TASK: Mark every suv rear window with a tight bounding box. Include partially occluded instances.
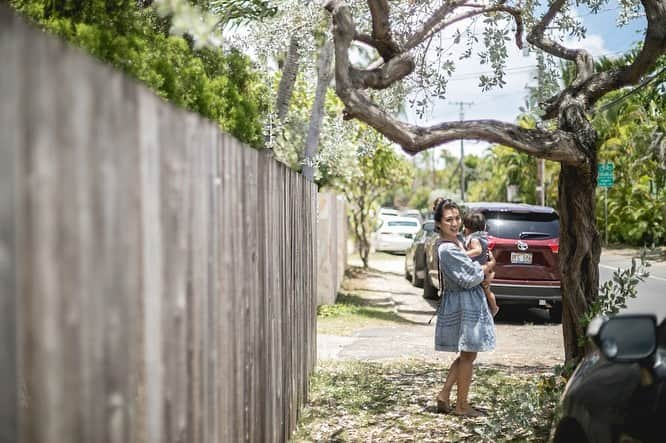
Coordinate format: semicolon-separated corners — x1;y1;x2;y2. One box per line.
484;211;559;239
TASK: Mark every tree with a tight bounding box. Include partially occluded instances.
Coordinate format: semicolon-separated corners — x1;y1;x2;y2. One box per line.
10;0;268;147
303;39;335;180
592;55;666;245
335;126;414;268
324;0;666;364
468;115;560;205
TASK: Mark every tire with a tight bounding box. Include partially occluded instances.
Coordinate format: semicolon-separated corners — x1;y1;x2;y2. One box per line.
412;259;424;288
423;272;438;300
553;418;588;443
404;261;412;281
549;302;562;323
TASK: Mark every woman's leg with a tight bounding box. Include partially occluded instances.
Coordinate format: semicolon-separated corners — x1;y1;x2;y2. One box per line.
454;351;478;414
438;357;459;401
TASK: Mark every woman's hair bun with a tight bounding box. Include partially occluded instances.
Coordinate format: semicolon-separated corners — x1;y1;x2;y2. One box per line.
432;197;444;213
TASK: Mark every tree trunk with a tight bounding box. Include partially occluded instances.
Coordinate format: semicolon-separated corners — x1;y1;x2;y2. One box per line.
359;240;370;268
557;105;601;365
275;34;301;122
303;39;334;180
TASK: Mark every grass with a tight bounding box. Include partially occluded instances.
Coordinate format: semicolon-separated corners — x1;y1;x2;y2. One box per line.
292;360;565;442
317;293;414;336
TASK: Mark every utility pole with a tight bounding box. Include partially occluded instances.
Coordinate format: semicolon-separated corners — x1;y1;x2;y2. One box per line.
450;101;474;202
536;53;546;206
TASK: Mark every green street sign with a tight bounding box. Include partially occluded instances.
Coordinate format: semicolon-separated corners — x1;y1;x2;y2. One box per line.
597;162;615;187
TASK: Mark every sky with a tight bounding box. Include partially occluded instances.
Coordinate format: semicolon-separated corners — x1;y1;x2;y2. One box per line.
404;2;648;161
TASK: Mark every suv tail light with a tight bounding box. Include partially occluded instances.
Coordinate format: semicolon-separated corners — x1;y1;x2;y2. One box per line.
487;236;496;251
548;241;559;254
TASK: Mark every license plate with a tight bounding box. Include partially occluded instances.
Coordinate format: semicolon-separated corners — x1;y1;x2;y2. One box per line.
511;252;533;264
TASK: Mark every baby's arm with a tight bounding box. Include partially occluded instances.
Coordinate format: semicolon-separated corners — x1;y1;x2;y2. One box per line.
465;237;484;259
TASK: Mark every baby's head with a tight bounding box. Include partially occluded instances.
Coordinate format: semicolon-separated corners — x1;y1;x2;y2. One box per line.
463;211;486;235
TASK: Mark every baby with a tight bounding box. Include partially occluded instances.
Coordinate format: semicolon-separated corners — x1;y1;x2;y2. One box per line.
463;211;499;317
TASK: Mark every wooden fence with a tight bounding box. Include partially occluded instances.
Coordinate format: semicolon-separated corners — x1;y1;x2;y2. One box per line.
317;193;347;305
0;5;318;442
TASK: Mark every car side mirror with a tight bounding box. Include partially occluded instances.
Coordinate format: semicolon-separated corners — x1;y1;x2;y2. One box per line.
589;315;657;362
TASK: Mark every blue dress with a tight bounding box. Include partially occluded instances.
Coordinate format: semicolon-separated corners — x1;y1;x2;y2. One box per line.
434;241;496;353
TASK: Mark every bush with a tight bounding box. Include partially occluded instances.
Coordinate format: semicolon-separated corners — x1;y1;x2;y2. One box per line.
10;0;268;148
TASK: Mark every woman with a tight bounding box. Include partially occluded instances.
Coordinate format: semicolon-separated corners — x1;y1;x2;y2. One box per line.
432;198;496;417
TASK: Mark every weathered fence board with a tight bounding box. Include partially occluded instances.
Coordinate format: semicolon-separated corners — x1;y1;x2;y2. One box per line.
1;5;321;443
0;8;19;443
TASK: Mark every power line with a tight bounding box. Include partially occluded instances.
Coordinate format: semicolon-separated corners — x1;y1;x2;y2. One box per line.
592;67;666;114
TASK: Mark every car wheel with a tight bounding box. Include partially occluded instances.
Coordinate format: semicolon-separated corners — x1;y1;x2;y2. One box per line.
412;259;424;288
404;261;411;281
423;272;438;300
549;302;562;323
553;418;587;443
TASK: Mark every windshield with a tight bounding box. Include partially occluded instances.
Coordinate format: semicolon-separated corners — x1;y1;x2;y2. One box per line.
484;211;559;239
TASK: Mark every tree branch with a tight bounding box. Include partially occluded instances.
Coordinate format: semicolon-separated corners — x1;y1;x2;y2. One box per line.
406;3;525;52
349;53;415;89
539;0;666;119
325;0;584;164
367;0;401;60
403;0;464;51
527;0;594;88
583;0;666;105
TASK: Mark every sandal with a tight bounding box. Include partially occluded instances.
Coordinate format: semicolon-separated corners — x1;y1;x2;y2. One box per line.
452;407;484;418
436;399;452;414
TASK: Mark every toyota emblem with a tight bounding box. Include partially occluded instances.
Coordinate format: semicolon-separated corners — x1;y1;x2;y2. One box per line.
517;241;529;251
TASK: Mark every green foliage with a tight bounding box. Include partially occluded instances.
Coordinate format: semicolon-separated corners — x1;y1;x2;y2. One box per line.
10;0;267;148
293;360;564;442
593;89;666;245
334;126;414;268
467;144;559;206
406;186;433;212
587;53;666;246
579;253;651;350
467;115;559;206
206;0;277;25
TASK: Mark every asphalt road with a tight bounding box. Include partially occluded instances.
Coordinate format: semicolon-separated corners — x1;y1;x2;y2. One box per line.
599;249;666;321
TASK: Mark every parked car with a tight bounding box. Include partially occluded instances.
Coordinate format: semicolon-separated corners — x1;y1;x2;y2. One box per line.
378;207;399;218
404;220;436;287
550;313;666;443
400;209;423;223
423;202;562;322
372;216;421;253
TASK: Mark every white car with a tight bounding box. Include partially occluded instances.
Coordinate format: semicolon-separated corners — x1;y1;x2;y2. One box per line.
378;207;399;218
400;209;423;223
373;216;421;253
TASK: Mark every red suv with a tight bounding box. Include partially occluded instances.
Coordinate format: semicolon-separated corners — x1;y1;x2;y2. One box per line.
424;202;561;322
